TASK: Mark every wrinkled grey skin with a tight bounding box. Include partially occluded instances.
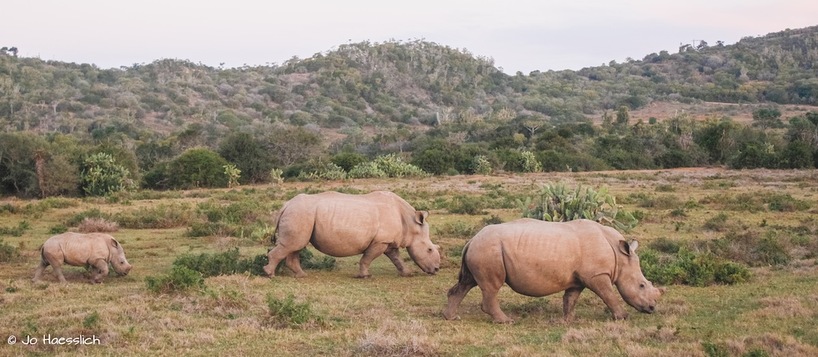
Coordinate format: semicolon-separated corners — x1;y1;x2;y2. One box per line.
33;232;132;284
443;219;664;323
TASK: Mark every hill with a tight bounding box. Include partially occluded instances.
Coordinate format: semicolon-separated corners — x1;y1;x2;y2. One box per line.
1;25;818;196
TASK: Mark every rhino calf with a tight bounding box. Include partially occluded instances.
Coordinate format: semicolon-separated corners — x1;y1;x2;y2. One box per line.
443;219;663;323
33;232;132;284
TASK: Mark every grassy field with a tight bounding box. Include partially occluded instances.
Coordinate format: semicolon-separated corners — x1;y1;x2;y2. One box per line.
1;168;817;356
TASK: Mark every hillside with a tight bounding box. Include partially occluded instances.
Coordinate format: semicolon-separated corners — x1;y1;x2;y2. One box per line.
1;26;818;196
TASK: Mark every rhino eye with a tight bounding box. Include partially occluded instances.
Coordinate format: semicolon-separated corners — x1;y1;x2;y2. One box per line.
427;248;433;253
639;283;645;289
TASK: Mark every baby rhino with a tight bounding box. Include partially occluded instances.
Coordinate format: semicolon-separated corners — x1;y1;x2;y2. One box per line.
33;232;132;284
443;219;663;323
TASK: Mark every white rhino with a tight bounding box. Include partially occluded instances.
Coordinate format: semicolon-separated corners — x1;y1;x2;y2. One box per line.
443;219;663;323
263;191;441;278
33;232;132;284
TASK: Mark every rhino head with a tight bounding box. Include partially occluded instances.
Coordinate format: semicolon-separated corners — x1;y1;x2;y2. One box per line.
406;211;441;275
109;238;132;276
614;240;663;314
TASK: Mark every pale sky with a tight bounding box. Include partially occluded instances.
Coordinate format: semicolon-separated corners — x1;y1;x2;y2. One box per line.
3;0;816;74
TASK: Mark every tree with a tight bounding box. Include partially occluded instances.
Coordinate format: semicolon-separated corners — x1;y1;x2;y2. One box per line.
164;148;230;189
751;107;783;129
264;126;323;167
218;132;273;184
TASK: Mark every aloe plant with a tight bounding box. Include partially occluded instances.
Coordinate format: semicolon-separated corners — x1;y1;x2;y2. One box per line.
519;183;637;232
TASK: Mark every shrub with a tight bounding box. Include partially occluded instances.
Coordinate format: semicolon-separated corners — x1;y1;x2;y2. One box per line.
299;162;347;181
765;194;810;212
519;183;637;231
434;221;477;238
0;239;20;262
114;203;195;229
145;265;206;293
472;155;493;175
80;152;132;196
446;195;487;215
640;248;751;286
173;248;334;277
703;213;731;231
0;221;30;237
348;162;387;179
265;294;324;328
164;148;230;189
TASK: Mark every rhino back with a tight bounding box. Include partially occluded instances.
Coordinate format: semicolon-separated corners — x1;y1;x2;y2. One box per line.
44;232;112;266
468;219;615;297
301;192;406;256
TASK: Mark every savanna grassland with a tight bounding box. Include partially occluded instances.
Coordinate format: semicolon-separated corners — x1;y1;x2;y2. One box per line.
1;168;817;356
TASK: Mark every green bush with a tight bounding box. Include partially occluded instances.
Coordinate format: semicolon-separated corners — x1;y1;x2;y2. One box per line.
0;239;20;262
114;203;195;229
164;148;230;189
347;161;387;179
145;265;206;294
472;155;493;175
80;152;132;196
0;221;30;237
519;183;637;232
765;193;811;212
446;195;487;215
173;248;334;277
266;294;324;328
640;248;751;286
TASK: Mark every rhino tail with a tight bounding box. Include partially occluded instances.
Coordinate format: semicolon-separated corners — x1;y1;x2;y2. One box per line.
453;241;477;290
270;202;292;244
38;244;49;266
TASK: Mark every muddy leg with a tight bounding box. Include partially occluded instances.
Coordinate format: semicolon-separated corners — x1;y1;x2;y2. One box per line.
285;251;307;278
384;247;411;277
584;276;628;320
90;259;109;284
356;243;389;278
562;287;585;322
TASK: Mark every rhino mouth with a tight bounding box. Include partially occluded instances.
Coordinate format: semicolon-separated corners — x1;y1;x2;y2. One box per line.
425;267;440;275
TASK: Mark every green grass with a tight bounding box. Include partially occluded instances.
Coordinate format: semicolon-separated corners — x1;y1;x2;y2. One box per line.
1;168;817;355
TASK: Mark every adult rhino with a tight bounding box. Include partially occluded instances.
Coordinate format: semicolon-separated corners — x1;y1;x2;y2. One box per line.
263;191;441;278
443;219;663;323
33;232;132;284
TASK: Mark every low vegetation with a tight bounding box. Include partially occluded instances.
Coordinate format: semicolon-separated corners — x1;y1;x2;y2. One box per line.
1;168;817;355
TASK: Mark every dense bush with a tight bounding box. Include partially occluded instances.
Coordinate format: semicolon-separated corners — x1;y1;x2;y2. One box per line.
145;265;206;294
80;152;132;196
172;248;335;277
154;148;230;189
266;294;325;328
0;239;20;262
640;247;751;286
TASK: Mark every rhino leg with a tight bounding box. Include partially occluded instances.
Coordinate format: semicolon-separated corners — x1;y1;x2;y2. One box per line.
32;259;49;283
442;279;476;320
285;251;307;278
90;259;109;284
478;284;513;323
562;287;585;322
41;251;68;283
584;275;628;320
264;245;296;277
384;247;411;277
355;243;389;278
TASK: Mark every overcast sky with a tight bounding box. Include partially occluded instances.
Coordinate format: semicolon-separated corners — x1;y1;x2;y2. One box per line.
3;0;816;74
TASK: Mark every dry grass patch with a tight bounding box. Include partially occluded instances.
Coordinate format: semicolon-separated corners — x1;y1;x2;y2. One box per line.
76;217;119;232
356;318;439;356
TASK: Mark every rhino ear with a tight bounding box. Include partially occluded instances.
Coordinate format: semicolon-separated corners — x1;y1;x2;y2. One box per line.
111;239;119;247
618;240;638;256
415;210;429;225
